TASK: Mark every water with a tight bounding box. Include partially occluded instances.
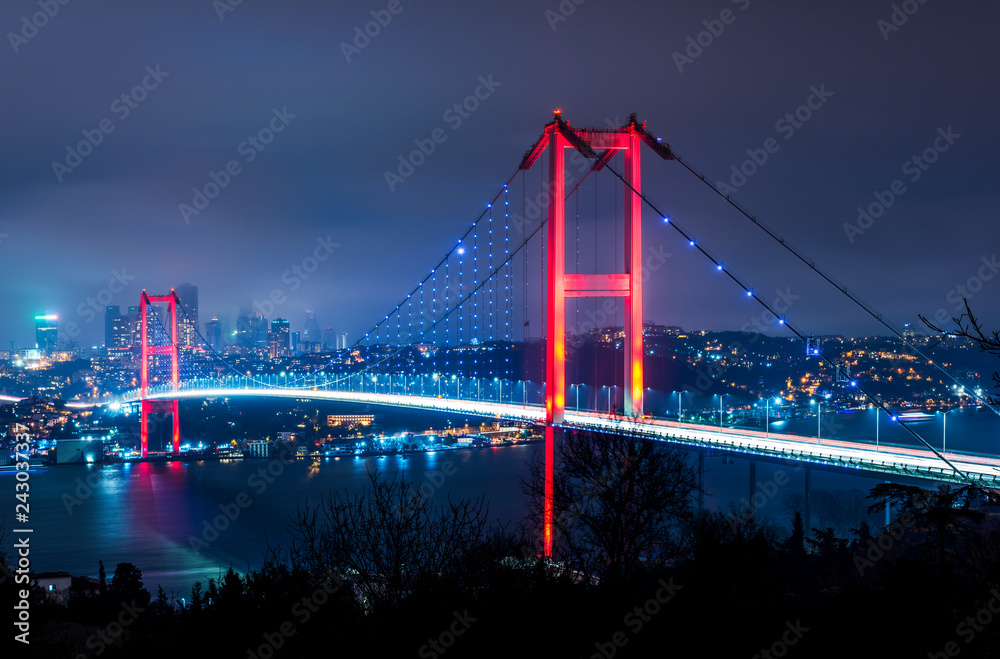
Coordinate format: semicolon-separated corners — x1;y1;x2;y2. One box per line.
9;444;537;596
10;406;999;596
764;405;999;455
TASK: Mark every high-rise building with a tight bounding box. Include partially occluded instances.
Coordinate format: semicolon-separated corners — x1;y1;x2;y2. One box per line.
175;283;198;346
205;317;223;352
337;333;348;350
111;313;131;348
291;331;301;354
252;314;269;350
268;318;290;359
322;327;337;351
127;306;140;346
236;305;253;349
35;314;58;353
105;306;120;348
303;311;321;343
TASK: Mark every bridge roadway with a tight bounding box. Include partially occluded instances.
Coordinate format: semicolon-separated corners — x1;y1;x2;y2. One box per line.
125;386;1000;487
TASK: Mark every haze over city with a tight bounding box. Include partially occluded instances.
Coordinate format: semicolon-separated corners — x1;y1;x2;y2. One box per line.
2;1;998;349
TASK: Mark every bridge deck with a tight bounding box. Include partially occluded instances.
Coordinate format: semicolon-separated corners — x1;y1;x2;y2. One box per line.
120;387;1000;486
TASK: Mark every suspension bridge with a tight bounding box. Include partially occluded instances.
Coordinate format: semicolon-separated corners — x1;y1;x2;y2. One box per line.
84;112;1000;555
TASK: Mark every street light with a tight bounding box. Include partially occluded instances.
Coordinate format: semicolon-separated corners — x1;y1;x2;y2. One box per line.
938;408;955;453
715;393;731;427
762;396;781;437
872;404;880;450
673;390;690;422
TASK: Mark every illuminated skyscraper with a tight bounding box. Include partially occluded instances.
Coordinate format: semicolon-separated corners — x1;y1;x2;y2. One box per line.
175;283;198;346
322;327;337;351
303;311;320;343
205;317;222;352
111;313;131;348
252;315;269;350
35;314;58;353
105;306;120;348
127;306;140;346
268;318;290;359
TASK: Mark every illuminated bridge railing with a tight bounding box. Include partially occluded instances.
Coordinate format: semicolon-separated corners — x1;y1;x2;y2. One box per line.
120;374;549;407
106;378;1000;487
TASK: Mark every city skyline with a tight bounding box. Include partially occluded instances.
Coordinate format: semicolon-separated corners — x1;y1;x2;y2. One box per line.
2;2;998;350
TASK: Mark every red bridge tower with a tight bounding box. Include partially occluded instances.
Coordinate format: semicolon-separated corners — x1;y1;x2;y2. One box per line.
139;290;181;458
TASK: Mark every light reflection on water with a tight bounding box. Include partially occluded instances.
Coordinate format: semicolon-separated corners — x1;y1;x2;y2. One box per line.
14;408;999;595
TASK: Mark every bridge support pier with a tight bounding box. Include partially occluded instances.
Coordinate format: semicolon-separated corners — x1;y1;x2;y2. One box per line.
139;290;181;459
521;112;672;425
521;112;673;557
543;425;561;557
697;450;705;510
748;460;757;524
884;479;891;526
141;399;180;458
804;467;812;536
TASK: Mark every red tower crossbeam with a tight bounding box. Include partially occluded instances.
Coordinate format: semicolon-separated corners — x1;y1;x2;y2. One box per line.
521;111;673;556
140;290;181;458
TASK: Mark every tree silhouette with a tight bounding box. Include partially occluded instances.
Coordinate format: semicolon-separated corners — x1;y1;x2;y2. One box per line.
783;511;806;557
110;562;150;609
288;468;514;613
920;298;1000;405
522;426;699;587
867;482;996;575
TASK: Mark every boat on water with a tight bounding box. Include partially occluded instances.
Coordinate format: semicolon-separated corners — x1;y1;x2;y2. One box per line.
895;411;936;422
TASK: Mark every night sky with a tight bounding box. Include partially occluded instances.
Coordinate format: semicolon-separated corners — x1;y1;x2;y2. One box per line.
2;1;998;349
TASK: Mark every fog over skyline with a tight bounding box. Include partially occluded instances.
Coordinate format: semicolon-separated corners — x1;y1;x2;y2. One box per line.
2;1;999;349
